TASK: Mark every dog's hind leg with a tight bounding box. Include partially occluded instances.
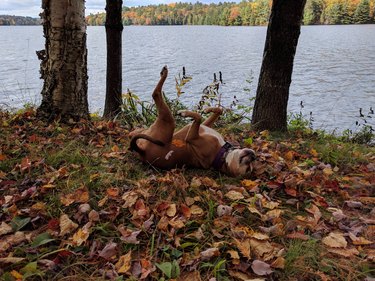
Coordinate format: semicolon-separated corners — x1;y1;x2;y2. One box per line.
147;66;175;143
177;110;202;141
202;107;223;127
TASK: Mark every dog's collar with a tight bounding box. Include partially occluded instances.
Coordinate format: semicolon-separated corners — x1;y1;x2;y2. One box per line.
212;142;233;170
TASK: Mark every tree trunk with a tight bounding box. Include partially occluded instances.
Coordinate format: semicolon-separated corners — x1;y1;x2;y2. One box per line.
37;0;89;121
251;0;307;132
103;0;123;119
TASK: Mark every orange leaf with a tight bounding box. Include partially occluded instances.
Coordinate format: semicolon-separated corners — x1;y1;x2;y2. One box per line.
107;187;120;198
172;138;186;148
20;157;31;171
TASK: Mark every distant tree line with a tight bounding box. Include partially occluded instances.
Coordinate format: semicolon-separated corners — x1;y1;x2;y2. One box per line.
0;15;41;25
86;0;375;26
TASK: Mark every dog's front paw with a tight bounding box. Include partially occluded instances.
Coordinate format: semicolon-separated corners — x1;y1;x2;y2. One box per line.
160;65;168;78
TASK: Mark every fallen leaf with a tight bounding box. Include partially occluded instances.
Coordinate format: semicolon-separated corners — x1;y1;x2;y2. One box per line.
200;247;220;260
322;232;347;248
115;251;132;274
0;257;26;264
99;242;118;260
286;232;310;241
225;190;244;201
271;256;285;269
190;205;204;216
217;205;232;217
180;204;191;218
166;203;177;217
348;232;373;245
327;247;359;257
72;226;90;246
0;222;13;236
59;214;78;236
233;238;251;259
251;260;273;276
122;191;138;208
178;271;202;281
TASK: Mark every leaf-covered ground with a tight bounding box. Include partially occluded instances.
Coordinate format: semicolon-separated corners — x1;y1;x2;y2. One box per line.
0;108;374;281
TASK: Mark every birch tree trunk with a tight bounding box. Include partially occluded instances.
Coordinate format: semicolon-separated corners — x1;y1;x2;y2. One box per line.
103;0;124;119
251;0;306;132
37;0;89;121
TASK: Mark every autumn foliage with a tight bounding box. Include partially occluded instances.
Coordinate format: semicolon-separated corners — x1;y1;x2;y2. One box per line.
86;0;375;26
0;108;374;280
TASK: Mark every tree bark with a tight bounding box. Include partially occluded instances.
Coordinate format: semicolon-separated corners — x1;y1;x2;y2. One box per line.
37;0;89;121
251;0;307;132
103;0;124;119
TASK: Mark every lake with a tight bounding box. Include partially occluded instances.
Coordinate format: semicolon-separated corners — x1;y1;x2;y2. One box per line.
0;25;374;132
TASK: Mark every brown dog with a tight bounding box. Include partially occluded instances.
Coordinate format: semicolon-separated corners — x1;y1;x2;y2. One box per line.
129;66;256;177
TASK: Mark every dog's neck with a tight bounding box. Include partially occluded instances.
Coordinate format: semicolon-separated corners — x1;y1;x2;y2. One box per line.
211;142;234;170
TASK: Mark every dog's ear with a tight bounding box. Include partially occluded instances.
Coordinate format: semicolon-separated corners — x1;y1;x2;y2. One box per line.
129;134;165;155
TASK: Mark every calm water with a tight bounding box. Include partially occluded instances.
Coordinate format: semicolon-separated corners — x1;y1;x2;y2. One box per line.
0;25;374;132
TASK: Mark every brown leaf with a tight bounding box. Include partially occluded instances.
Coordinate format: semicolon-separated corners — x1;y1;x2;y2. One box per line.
271;256;285;269
122;191;138;208
233;238;251;259
0;257;25;264
180;204;191;218
178;271;202;281
322;232;347;248
200;247;220;260
118;226;141;244
225;190;244;201
286;232;310;241
107;187;120;198
0;222;13;236
327;247;359;257
251;260;273;276
349;232;373;245
99;242;118;260
249;239;275;260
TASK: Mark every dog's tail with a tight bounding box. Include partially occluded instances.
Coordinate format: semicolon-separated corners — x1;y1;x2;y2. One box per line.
129;134;165;155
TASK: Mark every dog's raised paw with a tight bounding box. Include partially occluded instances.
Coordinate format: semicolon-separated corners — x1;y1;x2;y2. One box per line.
160;65;168;78
204;107;223;114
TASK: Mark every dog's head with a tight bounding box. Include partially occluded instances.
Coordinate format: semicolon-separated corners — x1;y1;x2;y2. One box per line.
223;148;256;177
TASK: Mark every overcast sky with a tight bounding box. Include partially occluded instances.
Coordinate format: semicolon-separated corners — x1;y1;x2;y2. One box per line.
0;0;217;17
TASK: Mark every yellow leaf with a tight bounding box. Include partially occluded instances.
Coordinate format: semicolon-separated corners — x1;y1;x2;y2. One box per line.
166;204;177;217
10;270;23;279
190;205;204;216
260;130;269;138
323;167;333;176
115;251;132;274
227;250;240;260
284;151;294;161
241;179;258;189
111;145;120;152
309;148;318;157
72;228;90;246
